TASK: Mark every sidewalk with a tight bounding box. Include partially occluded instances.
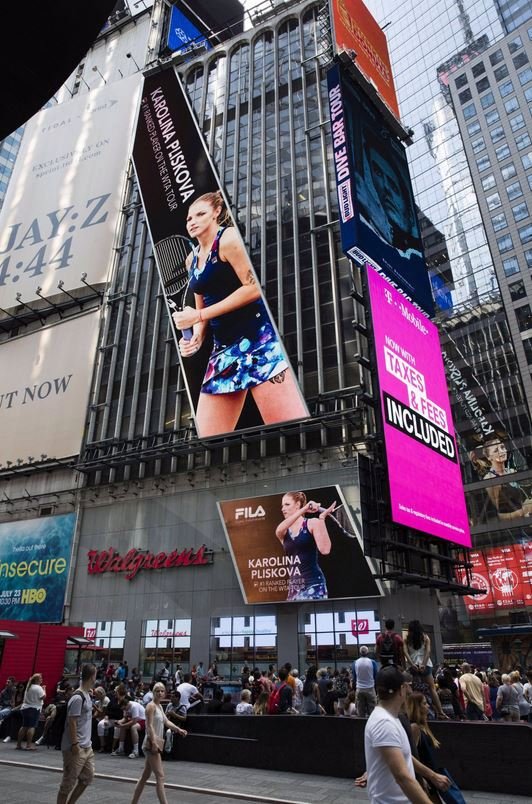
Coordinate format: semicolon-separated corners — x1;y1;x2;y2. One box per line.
0;741;528;803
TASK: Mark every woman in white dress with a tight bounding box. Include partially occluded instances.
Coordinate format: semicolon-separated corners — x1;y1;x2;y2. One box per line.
131;683;187;804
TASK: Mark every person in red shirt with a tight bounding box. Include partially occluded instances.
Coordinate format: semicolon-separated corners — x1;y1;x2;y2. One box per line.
376;619;405;669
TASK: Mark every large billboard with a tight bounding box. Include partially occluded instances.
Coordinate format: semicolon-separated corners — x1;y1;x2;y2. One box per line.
367;265;470;546
218;485;381;604
329;0;400;119
0;514;76;622
327;64;434;316
0;311;100;467
132;68;309;438
0;75;141;310
166;6;212;54
455;542;532;615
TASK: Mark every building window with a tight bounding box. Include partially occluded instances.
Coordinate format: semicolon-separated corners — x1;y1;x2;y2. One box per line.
510;113;525;131
472;61;485;78
476;154;491;171
512;201;529;222
518;67;532;86
502;256;520;276
297;607;380;671
480;92;495;109
504;96;520;114
140;618;192;679
73;621;126;671
528;175;532;193
486;191;502;210
508;35;522;54
523;337;532;365
210;615;277;680
513;52;529;70
518;223;532;244
525;249;532;269
526;86;532;102
476;77;490;94
455;73;468;89
497;233;513;252
459;88;472;104
507;180;523;200
467;120;481;136
501;162;517;180
509;280;526;301
515;304;532;332
463;102;477;120
490;49;504;67
516;132;532;150
522;151;532;169
490;126;506;143
499;80;514;97
494;64;509;82
485;109;500;126
492;212;507;232
471;136;485;153
495;143;511;161
481;173;496;191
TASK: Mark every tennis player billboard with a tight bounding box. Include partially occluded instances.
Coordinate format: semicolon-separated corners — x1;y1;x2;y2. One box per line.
132;67;308;438
0;514;76;622
327;63;434;316
218;485;381;604
329;0;400;119
367;265;470;546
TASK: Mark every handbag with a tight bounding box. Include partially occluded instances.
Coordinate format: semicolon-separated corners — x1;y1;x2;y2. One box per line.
145;735;164;752
437;768;467;804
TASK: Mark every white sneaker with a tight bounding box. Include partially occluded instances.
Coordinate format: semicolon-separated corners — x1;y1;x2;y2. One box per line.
35;737;43;746
128;751;139;758
3;736;11;743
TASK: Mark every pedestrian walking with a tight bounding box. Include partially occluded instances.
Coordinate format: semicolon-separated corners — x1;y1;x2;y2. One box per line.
56;663;97;804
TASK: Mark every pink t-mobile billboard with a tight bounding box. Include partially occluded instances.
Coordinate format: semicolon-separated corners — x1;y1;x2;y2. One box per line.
367;265;470;546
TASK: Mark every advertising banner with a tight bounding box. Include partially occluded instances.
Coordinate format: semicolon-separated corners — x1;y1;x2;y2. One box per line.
329;0;400;119
0;74;142;310
167;5;212;54
218;485;381;604
132;68;309;438
0;311;100;466
367;265;470;545
327;64;434;316
456;542;532;614
0;514;76;622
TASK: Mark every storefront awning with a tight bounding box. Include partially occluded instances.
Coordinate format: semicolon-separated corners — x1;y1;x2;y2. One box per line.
476;624;532;638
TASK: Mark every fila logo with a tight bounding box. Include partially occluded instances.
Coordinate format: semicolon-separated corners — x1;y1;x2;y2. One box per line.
235;505;266;520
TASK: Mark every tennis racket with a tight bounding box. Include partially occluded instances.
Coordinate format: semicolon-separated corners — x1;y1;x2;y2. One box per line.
154;234;195;340
317;503;360;539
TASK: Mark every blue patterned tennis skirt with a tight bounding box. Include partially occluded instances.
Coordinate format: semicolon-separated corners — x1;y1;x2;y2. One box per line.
201;322;288;395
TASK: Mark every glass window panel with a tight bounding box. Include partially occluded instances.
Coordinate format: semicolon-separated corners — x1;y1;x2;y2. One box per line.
518;67;532;86
502;256;520;276
485;109;500;126
491;212;507;232
513;52;529;70
476;154;491;171
525;249;532;269
490;126;505;143
516;132;532;150
522;151;532;169
499;81;514;97
523;337;532;365
495;143;511;161
471;136;485;153
507;180;523;200
455;73;468;89
497;233;513;252
459;88;473;104
516;305;532;332
518;223;532;244
494;64;510;82
501;162;517;180
476;77;490;94
486;191;502;210
528;175;532;192
490;49;504;67
512;201;529;222
510;113;525;131
509;280;526;301
480;92;494;109
467;119;482;136
472;62;485;78
481;173;496;191
508;36;522;54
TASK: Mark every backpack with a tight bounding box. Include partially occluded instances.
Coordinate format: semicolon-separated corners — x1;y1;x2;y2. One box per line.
268;682;287;715
48;691;86;750
379;633;397;666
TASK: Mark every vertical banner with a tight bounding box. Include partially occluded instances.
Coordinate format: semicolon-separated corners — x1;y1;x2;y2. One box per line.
218;485;381;604
329;0;400;119
0;75;142;309
0;514;76;622
131;68;309;438
367;265;471;546
327;64;434;317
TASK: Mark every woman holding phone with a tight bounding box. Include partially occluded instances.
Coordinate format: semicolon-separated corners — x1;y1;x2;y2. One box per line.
131;683;187;804
172;191;307;436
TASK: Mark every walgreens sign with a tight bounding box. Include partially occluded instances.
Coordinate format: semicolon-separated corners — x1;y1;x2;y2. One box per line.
87;545;213;581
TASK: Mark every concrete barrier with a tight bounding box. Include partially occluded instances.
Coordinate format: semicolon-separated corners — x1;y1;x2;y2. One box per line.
171;714;532;796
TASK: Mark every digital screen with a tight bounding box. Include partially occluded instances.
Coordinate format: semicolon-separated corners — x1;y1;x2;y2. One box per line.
167;6;212;54
367;265;470;545
456;543;532;614
218;485;381;604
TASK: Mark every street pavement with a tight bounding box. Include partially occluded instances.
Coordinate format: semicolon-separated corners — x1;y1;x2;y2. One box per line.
0;741;528;803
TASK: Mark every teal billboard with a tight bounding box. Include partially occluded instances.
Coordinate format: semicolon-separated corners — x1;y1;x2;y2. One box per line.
0;513;76;622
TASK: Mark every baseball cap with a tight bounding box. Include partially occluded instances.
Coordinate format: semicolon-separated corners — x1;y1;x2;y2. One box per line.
376;665;410;694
